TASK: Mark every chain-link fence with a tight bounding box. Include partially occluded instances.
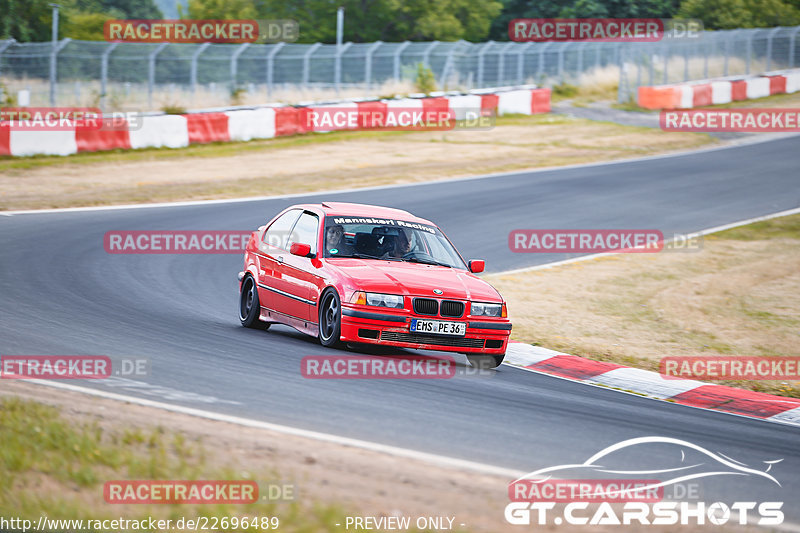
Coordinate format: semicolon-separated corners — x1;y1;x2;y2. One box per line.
618;26;800;102
1;26;799;110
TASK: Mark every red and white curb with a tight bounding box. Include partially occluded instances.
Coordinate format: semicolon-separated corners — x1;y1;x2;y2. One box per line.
0;86;551;158
505;342;800;427
638;68;800;110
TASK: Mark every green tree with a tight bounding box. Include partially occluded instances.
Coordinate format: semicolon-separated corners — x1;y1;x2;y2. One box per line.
61;12;113;40
489;0;681;40
65;0;163;19
184;0;501;42
677;0;800;28
0;0;163;42
0;0;54;41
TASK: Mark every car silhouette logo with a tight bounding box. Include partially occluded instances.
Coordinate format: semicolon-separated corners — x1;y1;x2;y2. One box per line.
512;436;783;500
433;289;443;295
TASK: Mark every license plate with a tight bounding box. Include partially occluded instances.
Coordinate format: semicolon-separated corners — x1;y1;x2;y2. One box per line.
410;319;466;337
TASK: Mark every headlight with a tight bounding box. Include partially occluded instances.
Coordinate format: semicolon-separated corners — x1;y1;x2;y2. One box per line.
471;302;503;317
351;291;404;309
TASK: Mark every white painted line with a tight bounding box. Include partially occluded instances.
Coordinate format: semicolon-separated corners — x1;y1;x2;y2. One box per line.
492;205;800;276
505;342;564;366
24;379;525;479
586;367;704;400
3;133;798;216
98;376;242;405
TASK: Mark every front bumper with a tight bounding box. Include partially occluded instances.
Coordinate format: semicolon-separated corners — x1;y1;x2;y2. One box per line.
339;306;511;354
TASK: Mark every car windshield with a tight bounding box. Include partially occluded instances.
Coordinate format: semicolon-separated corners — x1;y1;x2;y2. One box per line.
323;216;467;269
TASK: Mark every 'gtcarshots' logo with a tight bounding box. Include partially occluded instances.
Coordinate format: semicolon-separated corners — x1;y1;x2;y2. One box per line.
505;436;784;526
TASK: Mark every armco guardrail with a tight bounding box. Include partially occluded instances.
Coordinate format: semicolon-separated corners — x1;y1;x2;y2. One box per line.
0;86;550;157
638;68;800;109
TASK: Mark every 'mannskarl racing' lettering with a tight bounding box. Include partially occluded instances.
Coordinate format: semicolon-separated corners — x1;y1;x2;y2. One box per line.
332;217;437;234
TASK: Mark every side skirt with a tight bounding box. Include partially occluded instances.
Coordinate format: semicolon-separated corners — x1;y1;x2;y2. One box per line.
260;306;319;337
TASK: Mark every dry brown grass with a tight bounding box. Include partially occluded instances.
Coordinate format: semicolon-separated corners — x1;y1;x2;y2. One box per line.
0;114;714;211
488;215;800;397
0;77;417;112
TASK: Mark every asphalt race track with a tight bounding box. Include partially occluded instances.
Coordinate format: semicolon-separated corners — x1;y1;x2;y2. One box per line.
2;136;800;521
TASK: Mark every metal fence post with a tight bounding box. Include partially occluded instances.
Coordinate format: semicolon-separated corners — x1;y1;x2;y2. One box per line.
148;43;168;110
477;41;492;88
302;43;322;89
594;42;601;70
576;42;587;79
230;42;250;91
266;42;285;98
617;45;625;102
636;49;642;90
0;39;16;78
499;42;515;85
100;42;118;109
746;31;753;74
190;42;211;95
683;43;689;81
364;41;382;90
537;42;552;81
790;26;800;67
557;43;565;82
439;41;463;89
765;27;781;71
49;38;71;106
393;41;411;83
518;42;532;84
335;41;352;93
723;31;733;77
422;40;438;68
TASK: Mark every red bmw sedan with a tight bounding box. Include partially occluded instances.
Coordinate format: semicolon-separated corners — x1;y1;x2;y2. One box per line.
238;202;511;367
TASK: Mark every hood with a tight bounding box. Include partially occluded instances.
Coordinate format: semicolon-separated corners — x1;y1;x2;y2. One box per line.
326;259;502;302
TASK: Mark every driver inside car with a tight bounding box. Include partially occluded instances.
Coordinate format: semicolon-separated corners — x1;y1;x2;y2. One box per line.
386;229;412;259
325;224;353;256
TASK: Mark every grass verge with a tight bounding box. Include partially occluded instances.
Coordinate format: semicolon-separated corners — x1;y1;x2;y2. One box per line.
489;213;800;398
0;396;443;532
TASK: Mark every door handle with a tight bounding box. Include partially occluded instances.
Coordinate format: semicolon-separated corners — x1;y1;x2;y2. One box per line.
277;256;284;263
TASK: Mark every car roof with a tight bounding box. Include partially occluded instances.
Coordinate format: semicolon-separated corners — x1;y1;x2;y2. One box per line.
293;202;436;226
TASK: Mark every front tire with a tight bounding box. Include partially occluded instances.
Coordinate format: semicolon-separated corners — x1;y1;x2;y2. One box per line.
467;353;504;369
318;289;342;347
239;276;269;329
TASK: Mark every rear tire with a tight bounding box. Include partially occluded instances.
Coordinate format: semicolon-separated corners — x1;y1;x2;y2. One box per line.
239;276;269;329
318;289;342;347
467;353;504;369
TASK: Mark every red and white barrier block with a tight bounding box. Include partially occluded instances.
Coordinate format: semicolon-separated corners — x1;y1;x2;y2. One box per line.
638;68;800;110
506;342;800;426
0;86;551;157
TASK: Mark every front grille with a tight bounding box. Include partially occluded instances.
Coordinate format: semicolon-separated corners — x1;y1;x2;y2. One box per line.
380;331;485;348
413;298;438;316
440;300;465;318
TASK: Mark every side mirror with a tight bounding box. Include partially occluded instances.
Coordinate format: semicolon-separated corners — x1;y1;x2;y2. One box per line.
290;242;312;257
468;259;485;273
